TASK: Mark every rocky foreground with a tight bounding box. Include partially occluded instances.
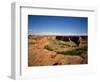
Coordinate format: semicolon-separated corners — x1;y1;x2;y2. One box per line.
28;35;87;66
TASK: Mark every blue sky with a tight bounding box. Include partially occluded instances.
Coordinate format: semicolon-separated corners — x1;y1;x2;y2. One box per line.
28;15;88;35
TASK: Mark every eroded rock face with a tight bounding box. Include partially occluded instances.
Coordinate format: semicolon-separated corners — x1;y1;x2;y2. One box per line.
28;36;83;66
28;48;57;66
64;56;83;64
28;36;48;48
28;48;83;66
79;36;87;47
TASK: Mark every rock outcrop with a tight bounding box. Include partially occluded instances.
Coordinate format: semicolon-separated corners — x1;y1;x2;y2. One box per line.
28;48;83;66
28;36;86;66
79;36;87;47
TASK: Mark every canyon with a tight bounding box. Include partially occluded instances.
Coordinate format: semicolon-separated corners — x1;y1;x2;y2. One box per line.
28;35;87;66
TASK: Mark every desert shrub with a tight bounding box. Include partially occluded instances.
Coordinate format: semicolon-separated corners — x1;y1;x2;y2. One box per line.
57;46;87;56
44;45;54;51
56;40;77;47
57;49;81;56
57;46;88;64
68;41;77;47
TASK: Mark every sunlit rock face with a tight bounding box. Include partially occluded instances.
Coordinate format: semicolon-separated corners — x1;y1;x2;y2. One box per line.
79;36;87;47
28;48;83;66
28;36;49;48
28;36;56;47
28;36;85;66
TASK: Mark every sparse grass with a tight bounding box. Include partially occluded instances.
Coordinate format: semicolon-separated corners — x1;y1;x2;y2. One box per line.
57;46;88;64
55;40;77;47
44;45;54;51
57;49;79;55
44;39;87;64
57;46;87;55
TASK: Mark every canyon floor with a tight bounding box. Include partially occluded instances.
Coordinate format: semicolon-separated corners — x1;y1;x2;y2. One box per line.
28;35;88;66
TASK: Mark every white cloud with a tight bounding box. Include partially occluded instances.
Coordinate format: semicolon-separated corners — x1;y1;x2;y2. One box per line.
28;31;87;36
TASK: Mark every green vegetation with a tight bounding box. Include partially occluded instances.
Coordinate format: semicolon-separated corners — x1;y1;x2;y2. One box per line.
57;50;80;55
44;45;54;51
44;40;77;51
55;40;77;47
44;39;87;64
57;47;87;55
57;46;88;64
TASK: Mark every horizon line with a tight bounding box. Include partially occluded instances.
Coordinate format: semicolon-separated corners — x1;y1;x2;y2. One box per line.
28;34;88;36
